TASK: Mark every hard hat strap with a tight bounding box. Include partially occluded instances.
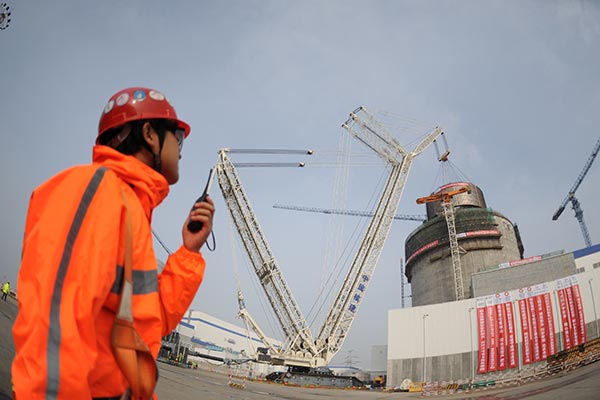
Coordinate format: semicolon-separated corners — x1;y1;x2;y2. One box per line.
152;152;162;174
148;120;168;174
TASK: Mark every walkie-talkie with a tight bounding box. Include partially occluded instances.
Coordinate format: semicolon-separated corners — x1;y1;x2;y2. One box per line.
187;168;216;233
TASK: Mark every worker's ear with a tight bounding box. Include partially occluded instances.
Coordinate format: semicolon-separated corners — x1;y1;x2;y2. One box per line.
141;122;160;152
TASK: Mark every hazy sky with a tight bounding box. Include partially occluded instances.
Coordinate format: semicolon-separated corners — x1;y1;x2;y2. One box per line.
2;1;599;369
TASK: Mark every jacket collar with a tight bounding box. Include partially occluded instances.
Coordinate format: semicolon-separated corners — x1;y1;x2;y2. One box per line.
92;145;170;219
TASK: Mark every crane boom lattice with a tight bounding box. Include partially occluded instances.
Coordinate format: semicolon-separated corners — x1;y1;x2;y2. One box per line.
552;136;599;247
571;197;592;248
317;107;442;360
217;150;317;364
442;200;464;300
272;204;427;222
217;107;442;367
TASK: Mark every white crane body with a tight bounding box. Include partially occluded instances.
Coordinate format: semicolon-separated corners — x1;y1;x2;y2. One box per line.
216;106;442;367
217;150;317;365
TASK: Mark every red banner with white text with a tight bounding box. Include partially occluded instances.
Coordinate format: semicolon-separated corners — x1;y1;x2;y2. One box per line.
543;293;556;356
504;293;518;368
487;296;498;371
556;276;586;350
517;292;532;365
476;281;565;374
517;284;556;364
496;294;506;370
477;298;488;373
556;284;572;350
476;292;518;373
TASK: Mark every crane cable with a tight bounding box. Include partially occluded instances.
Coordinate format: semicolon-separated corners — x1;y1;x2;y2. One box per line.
225;197;280;349
308;111;441;327
227;213;259;358
306;163;391;329
305;127;392;329
152;229;173;256
430;158;472;194
310;129;354;326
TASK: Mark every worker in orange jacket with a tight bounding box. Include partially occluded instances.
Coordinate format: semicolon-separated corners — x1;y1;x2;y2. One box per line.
11;87;215;399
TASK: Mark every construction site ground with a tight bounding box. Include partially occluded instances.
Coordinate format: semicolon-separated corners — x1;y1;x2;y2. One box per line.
2;297;600;399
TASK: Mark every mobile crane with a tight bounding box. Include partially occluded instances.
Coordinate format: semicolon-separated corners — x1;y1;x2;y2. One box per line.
216;107;442;383
552;137;600;248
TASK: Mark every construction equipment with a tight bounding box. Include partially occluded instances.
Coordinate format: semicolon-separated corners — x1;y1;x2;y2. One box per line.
372;375;386;388
216;106;442;373
272;203;427;222
552;137;600;248
236;289;279;356
416;186;470;301
433;132;451;162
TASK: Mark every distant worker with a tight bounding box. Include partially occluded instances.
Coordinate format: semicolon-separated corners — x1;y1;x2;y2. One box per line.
11;87;215;400
1;281;9;301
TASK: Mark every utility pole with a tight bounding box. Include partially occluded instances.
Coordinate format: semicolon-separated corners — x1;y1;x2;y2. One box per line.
422;313;429;382
468;307;475;381
401;258;406;308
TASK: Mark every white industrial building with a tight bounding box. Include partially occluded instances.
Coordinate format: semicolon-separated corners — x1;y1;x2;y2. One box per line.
174;309;280;360
387;244;600;387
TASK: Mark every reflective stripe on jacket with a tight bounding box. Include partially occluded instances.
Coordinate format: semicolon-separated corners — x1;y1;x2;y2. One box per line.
12;145;206;399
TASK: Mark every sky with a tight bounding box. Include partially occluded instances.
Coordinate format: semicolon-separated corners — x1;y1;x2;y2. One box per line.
1;0;599;369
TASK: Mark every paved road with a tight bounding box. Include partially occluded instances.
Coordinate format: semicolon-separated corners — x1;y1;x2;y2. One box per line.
2;298;600;399
0;296;17;400
156;362;417;400
154;360;600;400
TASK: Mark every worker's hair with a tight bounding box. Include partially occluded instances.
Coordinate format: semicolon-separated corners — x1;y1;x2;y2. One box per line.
99;119;176;155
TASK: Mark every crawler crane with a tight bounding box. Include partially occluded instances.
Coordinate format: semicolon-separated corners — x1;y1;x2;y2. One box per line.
216;107;442;383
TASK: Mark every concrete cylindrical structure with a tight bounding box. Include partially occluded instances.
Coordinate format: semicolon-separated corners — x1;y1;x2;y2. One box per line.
405;182;523;306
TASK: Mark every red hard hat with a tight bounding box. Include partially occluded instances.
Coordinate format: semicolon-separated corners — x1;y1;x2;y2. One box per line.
97;87;190;143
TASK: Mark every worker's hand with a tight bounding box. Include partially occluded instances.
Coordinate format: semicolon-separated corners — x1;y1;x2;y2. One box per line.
182;196;215;252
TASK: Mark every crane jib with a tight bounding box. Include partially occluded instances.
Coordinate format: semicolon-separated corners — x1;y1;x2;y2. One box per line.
552;136;599;247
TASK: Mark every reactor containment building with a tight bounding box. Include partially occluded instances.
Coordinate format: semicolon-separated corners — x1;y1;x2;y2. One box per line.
405;182;524;306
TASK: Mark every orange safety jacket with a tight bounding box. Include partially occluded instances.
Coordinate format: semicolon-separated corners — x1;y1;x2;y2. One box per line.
12;145;206;399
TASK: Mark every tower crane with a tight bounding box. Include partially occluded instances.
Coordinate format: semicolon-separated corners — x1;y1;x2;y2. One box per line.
416;186;471;301
272;203;427;222
552;137;600;248
216;106;443;370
